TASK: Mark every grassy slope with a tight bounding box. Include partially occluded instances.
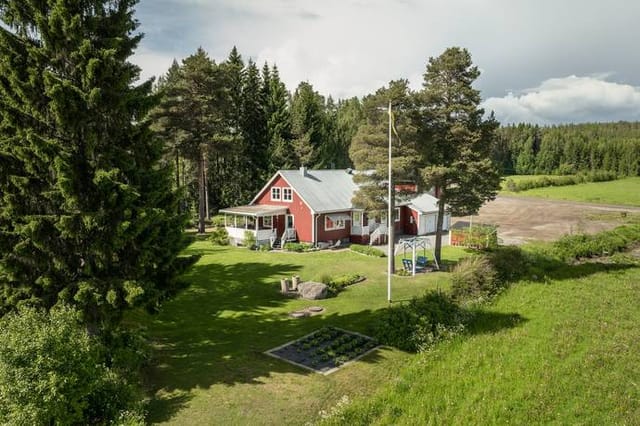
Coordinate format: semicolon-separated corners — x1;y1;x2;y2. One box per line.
134;243;468;425
322;261;640;425
501;176;640;206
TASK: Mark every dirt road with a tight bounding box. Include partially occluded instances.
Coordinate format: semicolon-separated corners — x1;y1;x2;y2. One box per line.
454;196;640;245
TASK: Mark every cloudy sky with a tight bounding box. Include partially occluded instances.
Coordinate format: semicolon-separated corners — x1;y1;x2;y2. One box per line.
132;0;640;125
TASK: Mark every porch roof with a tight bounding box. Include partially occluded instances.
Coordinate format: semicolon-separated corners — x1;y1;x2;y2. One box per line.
219;204;288;217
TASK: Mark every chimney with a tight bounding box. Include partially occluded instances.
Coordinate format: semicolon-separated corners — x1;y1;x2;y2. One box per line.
300;166;307;177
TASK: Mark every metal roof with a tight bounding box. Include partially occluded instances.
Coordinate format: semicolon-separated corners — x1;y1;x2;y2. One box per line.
279;169;359;213
407;193;441;213
219;205;288;216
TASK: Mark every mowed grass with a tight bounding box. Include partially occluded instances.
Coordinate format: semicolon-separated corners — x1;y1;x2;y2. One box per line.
501;176;640;206
133;242;468;425
321;260;640;425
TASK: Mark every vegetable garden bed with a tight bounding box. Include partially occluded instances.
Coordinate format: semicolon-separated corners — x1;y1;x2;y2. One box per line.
265;326;379;375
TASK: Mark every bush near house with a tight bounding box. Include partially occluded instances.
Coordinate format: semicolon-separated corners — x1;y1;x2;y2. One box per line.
209;227;229;246
350;244;386;257
283;242;314;252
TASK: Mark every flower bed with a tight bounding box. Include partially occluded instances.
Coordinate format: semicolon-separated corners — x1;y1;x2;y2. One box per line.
265;326;379;374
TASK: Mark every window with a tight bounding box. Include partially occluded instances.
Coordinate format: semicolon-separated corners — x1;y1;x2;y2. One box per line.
271;187;281;201
283;187;293;202
325;216;345;231
394;207;401;222
352;212;362;227
262;216;272;228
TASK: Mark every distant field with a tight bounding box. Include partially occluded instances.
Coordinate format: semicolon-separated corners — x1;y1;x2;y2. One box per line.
501;176;640;206
322;259;640;425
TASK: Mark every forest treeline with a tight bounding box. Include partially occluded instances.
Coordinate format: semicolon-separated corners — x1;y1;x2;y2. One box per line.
156;47;640;224
493;122;640;176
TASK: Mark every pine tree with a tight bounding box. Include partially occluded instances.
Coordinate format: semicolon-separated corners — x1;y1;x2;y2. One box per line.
0;0;186;328
418;47;501;263
350;80;420;273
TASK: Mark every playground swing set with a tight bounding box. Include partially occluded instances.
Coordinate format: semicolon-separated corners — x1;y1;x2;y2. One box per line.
395;236;439;275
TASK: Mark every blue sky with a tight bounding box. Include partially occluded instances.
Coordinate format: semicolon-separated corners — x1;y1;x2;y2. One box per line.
132;0;640;124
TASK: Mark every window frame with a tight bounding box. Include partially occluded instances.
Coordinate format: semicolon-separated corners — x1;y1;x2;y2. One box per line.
282;187;293;202
394;207;401;222
262;216;272;228
325;216;346;231
271;187;281;201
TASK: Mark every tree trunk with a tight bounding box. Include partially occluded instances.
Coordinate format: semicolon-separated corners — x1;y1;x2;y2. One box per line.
175;150;180;191
198;151;206;234
434;186;445;266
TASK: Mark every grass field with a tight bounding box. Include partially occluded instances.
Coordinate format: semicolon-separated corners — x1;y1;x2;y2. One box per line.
321;257;640;424
134;243;468;425
501;176;640;206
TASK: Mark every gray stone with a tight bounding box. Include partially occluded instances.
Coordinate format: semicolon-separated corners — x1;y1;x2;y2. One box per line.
297;281;328;300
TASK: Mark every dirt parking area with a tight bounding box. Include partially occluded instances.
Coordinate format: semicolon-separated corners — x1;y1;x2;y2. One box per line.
454;196;640;245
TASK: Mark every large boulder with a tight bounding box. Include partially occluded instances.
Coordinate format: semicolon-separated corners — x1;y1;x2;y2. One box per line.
297;281;328;300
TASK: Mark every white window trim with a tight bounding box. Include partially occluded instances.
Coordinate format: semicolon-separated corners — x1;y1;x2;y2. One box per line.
271;187;281;201
282;187;293;202
325;216;346;231
352;211;362;227
262;216;272;228
394;207;401;222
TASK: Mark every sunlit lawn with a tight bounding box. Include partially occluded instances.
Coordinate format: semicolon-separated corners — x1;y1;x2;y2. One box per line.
322;257;640;424
134;242;468;425
501;176;640;206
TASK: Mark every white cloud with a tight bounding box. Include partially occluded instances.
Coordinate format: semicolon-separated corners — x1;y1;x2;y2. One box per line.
482;76;640;124
130;49;180;83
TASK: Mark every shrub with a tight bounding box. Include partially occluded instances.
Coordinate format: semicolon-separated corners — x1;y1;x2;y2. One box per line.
374;291;467;352
506;172;617;192
283;242;314;252
243;230;257;249
209;227;229;246
0;305;144;425
210;215;227;227
322;273;364;295
553;224;640;261
351;244;385;257
450;255;499;302
485;245;530;283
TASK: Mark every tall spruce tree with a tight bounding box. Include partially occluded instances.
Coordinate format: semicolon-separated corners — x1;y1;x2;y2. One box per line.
290;81;326;167
0;0;186;328
265;65;295;172
417;47;501;263
240;59;268;191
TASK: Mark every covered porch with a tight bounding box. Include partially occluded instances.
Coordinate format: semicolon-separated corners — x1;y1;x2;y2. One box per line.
219;205;288;247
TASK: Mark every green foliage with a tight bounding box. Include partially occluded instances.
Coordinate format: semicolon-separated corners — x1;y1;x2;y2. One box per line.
0;0;187;327
418;47;501;263
504;171;618;192
494;122;640;177
450;255;500;302
552;224;640;261
243;230;257;249
0;305;144;425
322;273;364;295
373;291;467;352
350;244;386;257
283;242;314;252
209;227;230;246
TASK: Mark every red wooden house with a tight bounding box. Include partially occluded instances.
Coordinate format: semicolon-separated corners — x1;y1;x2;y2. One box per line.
219;167;450;248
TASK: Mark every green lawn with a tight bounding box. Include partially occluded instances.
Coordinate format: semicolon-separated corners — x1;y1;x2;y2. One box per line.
321;259;640;424
134;243;468;425
501;176;640;206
